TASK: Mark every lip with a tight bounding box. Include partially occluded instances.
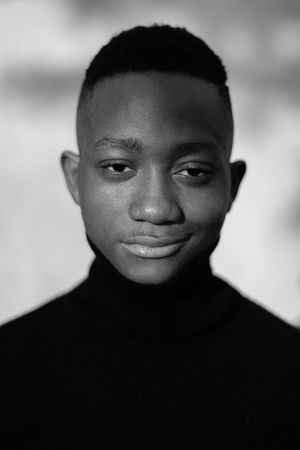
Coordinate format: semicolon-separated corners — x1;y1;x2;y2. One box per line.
121;236;189;259
124;236;189;247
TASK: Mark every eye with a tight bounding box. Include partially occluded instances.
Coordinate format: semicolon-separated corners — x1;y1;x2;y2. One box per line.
102;163;132;174
176;165;210;178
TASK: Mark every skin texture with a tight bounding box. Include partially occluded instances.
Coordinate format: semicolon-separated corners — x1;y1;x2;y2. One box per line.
61;72;246;285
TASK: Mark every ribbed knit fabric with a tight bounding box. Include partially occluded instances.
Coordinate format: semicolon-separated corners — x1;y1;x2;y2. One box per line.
1;249;300;449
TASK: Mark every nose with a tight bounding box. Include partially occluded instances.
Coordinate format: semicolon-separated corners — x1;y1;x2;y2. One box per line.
129;172;183;225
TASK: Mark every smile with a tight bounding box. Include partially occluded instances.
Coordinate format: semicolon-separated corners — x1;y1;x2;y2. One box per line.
121;236;188;259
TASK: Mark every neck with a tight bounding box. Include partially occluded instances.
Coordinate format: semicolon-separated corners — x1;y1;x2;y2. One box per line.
70;233;240;342
85;232;219;299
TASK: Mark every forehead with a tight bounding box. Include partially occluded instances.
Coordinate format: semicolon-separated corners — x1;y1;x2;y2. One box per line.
83;72;230;156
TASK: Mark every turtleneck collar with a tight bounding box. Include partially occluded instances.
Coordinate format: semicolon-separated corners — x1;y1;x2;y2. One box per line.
71;234;241;343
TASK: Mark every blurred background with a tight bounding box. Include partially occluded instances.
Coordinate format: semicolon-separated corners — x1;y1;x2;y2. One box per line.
1;0;300;326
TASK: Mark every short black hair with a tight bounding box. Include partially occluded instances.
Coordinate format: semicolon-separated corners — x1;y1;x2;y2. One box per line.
77;24;233;152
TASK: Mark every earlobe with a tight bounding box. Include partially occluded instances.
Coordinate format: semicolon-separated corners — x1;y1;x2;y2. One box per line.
227;160;247;212
60;151;81;205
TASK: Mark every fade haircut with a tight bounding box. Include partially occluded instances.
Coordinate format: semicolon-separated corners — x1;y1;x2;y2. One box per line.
76;24;233;153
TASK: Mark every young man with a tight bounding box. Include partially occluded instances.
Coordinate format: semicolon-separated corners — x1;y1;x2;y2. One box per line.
1;24;300;449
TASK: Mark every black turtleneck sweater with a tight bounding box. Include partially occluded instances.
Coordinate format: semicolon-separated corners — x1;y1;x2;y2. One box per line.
1;248;300;449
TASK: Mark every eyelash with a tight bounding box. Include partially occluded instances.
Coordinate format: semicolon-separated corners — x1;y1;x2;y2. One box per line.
174;166;210;178
99;162;212;179
101;162;133;174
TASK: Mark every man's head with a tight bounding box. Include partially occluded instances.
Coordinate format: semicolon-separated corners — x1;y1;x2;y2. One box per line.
61;24;246;285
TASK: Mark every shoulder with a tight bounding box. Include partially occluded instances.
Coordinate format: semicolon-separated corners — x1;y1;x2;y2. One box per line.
215;275;300;347
238;294;300;342
0;282;84;438
232;292;300;370
238;297;300;421
0;281;84;346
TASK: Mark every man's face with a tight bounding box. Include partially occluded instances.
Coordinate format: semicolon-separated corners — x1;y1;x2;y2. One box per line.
62;72;245;285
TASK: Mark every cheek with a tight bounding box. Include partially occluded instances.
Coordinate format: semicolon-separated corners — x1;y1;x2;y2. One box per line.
79;176;124;239
184;188;229;231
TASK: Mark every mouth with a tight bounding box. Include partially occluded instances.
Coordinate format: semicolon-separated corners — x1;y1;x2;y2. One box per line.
121;236;189;259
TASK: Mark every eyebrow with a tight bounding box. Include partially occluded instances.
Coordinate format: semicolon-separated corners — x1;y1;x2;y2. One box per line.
94;137;220;155
94;137;143;153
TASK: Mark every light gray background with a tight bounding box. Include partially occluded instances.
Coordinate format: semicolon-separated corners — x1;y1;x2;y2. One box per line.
1;0;300;325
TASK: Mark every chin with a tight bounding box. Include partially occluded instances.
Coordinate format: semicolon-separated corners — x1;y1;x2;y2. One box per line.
119;261;180;286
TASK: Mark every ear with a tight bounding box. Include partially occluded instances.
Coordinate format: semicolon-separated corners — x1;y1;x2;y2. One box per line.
227;160;246;212
60;151;81;205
